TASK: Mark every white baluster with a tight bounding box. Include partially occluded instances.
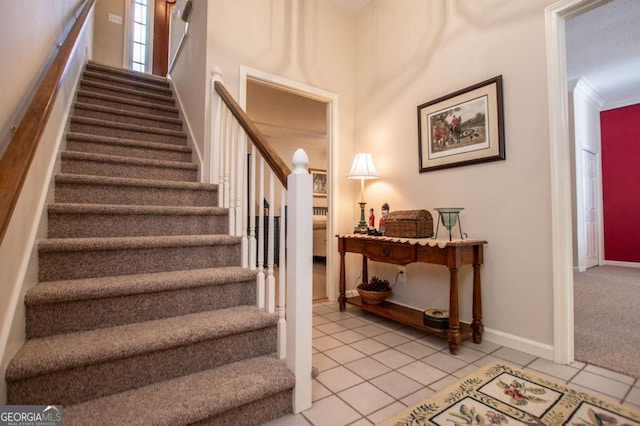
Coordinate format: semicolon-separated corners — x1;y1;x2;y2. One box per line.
217;104;227;207
240;132;249;268
223;109;231;209
236;128;245;238
256;156;265;310
228;119;236;233
249;145;257;271
209;67;223;185
287;149;313;413
266;171;275;314
277;186;287;359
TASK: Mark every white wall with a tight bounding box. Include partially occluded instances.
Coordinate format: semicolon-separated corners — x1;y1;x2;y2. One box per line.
0;0;94;403
354;0;558;355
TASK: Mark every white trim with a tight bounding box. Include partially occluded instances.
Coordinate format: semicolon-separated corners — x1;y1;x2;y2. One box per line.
123;0;132;68
146;0;154;74
483;328;555;361
569;78;605;109
546;0;612;365
602;95;640;111
168;78;204;176
238;66;340;302
602;260;640;268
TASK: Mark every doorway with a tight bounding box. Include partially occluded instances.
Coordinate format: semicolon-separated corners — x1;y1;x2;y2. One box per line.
239;67;340;302
152;0;176;75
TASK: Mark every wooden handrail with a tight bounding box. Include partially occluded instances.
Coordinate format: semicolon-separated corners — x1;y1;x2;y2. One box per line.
214;81;291;188
0;0;96;245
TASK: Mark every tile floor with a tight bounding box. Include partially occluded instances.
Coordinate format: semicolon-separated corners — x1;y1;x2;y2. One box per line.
265;301;640;426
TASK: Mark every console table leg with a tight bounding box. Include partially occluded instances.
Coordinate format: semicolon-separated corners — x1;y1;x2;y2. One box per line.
448;267;460;355
339;252;346;311
472;261;484;343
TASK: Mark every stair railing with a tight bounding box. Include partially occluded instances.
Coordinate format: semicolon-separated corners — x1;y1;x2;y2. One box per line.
209;69;312;413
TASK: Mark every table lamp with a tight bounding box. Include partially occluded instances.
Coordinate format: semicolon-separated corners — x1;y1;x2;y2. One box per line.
347;153;379;234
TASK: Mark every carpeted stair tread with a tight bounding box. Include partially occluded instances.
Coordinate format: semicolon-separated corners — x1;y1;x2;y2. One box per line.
86;61;170;87
75;90;179;117
62;356;295;426
55;173;215;190
47;203;225;217
39;234;240;253
67;132;191;154
26;267;257;305
80;79;175;106
70;116;187;139
7;305;276;380
82;70;174;96
61;151;197;170
73;102;183;130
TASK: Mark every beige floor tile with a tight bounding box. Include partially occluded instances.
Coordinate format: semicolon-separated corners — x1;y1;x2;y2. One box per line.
397;361;448;386
452;364;481;378
394;341;437;359
584;364;635;385
349;339;389;356
345;357;392;381
369;371;423;399
570;370;631;400
332;329;367;345
323;311;355;322
492;347;537;366
375;319;407;331
313;335;344;352
429;374;459;391
315;365;365;393
313;315;331;326
313;352;339;372
312;305;334;315
367;402;406;424
352;324;387;338
312;380;332;402
263;413;311;426
393;327;430;340
312;328;326;339
338;382;396;415
625;387;640;408
461;338;501;354
349;418;374;426
372;348;415;369
527;358;579;382
324;345;367;365
415;334;450;350
302;395;362;426
400;387;436;406
336;317;368;329
422;352;467;373
451;345;486;363
373;331;411;347
315;322;349;335
473;354;501;367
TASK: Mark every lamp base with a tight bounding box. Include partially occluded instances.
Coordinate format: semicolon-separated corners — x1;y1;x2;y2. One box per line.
354;201;368;234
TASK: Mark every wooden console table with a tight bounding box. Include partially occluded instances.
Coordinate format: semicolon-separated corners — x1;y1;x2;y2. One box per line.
337;235;487;355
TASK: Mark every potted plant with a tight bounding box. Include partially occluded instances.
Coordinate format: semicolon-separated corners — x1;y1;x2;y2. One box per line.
357;275;392;305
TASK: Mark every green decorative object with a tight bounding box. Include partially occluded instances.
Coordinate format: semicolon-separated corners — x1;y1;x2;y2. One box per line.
435;208;464;241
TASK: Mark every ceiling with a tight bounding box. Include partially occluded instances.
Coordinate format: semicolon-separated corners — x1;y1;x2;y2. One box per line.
565;0;640;108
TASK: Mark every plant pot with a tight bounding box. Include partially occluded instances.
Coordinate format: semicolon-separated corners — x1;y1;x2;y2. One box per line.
357;288;391;305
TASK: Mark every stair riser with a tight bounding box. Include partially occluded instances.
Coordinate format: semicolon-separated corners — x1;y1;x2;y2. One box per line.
79;81;175;106
85;63;170;89
26;280;256;338
8;327;276;406
74;107;182;131
76;93;178;118
48;211;227;238
66;140;192;162
55;181;217;206
82;74;173;97
61;158;198;183
69;121;186;146
199;391;293;426
39;243;241;281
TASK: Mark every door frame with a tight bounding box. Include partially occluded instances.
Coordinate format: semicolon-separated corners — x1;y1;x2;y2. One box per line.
238;66;340;302
545;0;610;364
123;0;155;72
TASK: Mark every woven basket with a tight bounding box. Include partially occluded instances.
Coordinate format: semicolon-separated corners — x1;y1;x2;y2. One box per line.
357;288;391;305
384;210;433;238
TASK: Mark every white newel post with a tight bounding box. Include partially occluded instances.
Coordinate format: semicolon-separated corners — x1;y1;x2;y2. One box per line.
286;149;312;413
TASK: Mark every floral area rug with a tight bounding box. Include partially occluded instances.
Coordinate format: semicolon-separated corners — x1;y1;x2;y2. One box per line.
378;361;640;426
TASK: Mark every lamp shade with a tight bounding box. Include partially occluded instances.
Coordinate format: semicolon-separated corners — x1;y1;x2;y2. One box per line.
347;153;379;179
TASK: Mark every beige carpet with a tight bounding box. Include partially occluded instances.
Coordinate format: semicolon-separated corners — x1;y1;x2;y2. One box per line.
574;265;640;378
379;361;640;425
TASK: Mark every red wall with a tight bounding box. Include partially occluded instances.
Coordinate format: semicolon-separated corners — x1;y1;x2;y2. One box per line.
600;104;640;263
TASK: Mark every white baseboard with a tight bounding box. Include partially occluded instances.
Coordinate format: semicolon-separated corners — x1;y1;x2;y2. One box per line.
602;260;640;268
483;327;554;361
168;78;203;176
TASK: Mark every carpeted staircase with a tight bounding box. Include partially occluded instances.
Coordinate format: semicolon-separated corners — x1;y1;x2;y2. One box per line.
5;61;295;425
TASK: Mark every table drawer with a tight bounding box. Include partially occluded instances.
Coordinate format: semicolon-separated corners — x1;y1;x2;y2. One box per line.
361;242;416;265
